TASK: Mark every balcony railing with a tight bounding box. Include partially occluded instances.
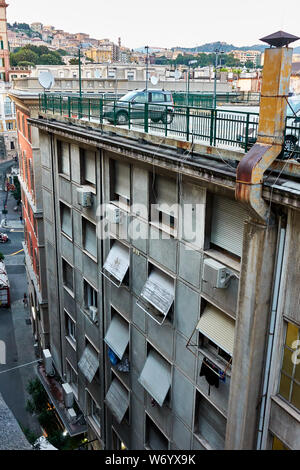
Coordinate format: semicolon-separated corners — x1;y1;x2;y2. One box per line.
39;93;300;161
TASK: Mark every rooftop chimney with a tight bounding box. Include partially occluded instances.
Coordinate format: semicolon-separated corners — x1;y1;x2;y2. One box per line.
236;31;297;223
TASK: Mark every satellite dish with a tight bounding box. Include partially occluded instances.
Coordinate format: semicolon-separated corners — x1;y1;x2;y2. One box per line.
150;76;158;85
38;71;55;90
174;70;182;80
95;70;102;79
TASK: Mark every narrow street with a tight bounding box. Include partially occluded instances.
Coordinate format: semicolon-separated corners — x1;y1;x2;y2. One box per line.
0;160;41;440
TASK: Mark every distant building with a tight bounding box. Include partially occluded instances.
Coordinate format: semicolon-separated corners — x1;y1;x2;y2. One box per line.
30;22;43;33
232;50;262;66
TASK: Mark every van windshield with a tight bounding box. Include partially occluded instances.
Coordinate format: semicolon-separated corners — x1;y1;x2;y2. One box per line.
119;91;138;102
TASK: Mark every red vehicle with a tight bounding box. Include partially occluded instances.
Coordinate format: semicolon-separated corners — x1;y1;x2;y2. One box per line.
0;233;8;243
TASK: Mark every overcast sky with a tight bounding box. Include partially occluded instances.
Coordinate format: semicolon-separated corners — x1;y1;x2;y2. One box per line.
6;0;300;49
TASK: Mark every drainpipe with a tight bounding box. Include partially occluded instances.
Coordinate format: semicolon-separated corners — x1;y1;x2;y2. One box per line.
256;220;286;449
236;46;293;223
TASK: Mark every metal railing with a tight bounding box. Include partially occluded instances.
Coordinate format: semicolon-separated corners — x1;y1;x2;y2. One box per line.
39;93;300;161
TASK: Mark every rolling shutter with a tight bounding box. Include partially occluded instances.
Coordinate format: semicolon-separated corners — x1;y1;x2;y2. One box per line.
211;195;247;257
78;344;99;383
104;315;129;360
138;350;171;406
105;379;129;424
102;241;130;287
115;161;130;199
138;268;174;325
196;304;235;356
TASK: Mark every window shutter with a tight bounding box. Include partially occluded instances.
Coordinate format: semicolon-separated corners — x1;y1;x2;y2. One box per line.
211;195;247;257
155;175;177;212
115;161;130;199
84;219;97;258
84;150;96;185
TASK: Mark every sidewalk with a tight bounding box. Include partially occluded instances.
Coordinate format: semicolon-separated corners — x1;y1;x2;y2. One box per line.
0;219;24;230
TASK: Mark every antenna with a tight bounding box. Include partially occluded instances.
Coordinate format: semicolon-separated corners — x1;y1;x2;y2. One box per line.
150;76;158;86
38;71;55;91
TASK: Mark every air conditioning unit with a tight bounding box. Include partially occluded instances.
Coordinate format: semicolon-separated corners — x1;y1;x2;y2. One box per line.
89;306;98;322
42;349;55;376
77;188;92;208
67;407;77;424
62;383;74;409
106;203;121;224
203;258;231;289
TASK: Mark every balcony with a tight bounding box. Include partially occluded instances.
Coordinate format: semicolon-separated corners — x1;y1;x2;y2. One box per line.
37;363;87;437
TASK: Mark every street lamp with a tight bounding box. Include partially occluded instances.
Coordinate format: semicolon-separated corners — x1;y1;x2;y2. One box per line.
186;60;197;106
213;49;224;109
145;46;149;91
78;43;82;98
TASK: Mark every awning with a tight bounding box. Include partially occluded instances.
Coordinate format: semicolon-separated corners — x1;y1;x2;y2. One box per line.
102;242;129;287
104;378;129;424
78;345;99;383
138;268;174;325
196;304;235;356
104;315;129;360
138;350;171;407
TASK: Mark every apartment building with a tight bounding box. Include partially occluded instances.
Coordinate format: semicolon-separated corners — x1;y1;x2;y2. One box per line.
232;49;262;66
10;89;49;355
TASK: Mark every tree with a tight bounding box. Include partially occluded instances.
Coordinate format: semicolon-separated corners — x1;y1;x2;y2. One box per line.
69;58;79;65
12;177;21;204
39;54;63;65
245;60;254;69
11;49;39;65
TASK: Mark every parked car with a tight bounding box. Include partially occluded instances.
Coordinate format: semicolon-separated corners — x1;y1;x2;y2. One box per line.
237;98;300;160
0;233;8;243
103;89;174;125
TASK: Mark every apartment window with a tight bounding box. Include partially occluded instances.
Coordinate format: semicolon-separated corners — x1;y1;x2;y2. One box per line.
66;361;78;397
65;312;76;344
87;393;101;431
62;259;74;293
57;140;70;177
112;430;127;450
10;141;15;150
112;160;130;208
104;311;129;362
7;122;14;130
60;202;72;238
137;264;174;325
83;280;98;309
279;321;300;411
102;240;129;288
146;415;169;450
272;435;290;450
209;194;248;258
82;218;97;259
80;148;96;186
105;376;129;424
197;303;235;365
78;340;99;383
139;348;171;407
150;174;177;232
194;391;227;450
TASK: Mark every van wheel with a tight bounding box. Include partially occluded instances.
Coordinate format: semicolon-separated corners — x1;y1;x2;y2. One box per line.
116;111;128;125
280;136;297;159
161;112;174;124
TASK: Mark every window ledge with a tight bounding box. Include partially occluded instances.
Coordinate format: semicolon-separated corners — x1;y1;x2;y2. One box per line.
82;183;96;195
271;395;300;422
82;249;98;263
111;200;131;213
65;335;76;351
61;231;73;242
87;416;102;438
150;221;177;239
63;286;75;298
193;433;214;450
58;173;71;181
204;248;241;273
